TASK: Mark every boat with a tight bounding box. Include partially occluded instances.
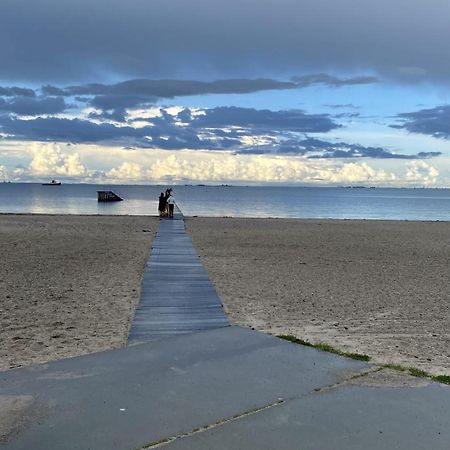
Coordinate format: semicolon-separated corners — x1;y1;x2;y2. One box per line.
42;180;61;186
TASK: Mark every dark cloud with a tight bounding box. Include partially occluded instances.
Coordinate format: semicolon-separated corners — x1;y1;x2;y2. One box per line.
291;74;378;87
37;76;376;120
191;107;340;133
238;137;442;159
0;86;35;97
392;105;450;139
0;116;145;142
61;78;298;97
0;107;440;161
42;75;376;102
0;111;240;150
0;96;67;115
41;85;65;96
0;0;447;83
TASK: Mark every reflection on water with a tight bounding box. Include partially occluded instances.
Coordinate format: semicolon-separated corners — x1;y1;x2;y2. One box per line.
1;183;450;221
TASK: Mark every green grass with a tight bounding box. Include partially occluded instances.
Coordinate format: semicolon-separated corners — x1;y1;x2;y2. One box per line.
278;335;450;385
408;367;430;378
139;437;170;449
431;375;450;385
277;335;314;347
277;335;370;362
382;363;406;372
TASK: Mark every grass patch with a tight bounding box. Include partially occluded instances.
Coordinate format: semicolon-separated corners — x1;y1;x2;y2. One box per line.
278;336;450;385
408;367;430;378
431;375;450;385
277;335;370;362
341;351;370;362
277;335;314;347
140;437;170;449
382;363;406;372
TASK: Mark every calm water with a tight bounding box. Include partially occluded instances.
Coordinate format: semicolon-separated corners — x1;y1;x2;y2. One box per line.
1;183;450;220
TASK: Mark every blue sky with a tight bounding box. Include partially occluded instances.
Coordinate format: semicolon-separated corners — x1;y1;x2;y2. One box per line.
0;0;449;186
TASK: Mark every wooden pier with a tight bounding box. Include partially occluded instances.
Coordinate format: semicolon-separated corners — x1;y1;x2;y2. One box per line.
128;207;229;343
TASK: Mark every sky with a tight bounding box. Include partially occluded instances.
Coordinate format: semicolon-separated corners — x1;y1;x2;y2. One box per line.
0;0;450;186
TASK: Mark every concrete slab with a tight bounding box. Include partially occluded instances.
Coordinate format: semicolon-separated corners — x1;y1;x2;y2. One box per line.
166;382;450;450
0;327;367;450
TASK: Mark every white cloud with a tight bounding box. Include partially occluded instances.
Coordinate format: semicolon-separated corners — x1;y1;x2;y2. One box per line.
0;164;8;181
0;141;442;186
106;162;143;181
28;142;87;177
405;161;439;185
125;152;399;185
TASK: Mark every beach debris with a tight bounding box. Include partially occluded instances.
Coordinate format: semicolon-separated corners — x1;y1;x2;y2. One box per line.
97;191;123;202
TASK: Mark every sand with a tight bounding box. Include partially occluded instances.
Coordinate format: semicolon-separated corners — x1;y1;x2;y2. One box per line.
0;214;158;371
186;218;450;375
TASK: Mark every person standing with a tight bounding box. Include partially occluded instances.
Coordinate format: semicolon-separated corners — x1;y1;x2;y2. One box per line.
167;193;175;218
158;192;166;217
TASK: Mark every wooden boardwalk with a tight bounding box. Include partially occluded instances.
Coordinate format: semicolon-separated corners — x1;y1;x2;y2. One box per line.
128;209;229;343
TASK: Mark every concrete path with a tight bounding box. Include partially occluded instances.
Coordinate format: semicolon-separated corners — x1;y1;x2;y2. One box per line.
1;327;449;450
128;209;229;344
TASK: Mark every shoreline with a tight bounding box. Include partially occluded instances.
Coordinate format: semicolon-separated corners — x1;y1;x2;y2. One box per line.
2;212;450;224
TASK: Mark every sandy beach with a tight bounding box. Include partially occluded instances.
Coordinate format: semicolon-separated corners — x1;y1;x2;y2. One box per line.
186;218;450;375
2;214;449;376
0;214;158;371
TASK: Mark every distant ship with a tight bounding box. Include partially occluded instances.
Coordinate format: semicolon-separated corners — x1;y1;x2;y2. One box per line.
42;180;61;186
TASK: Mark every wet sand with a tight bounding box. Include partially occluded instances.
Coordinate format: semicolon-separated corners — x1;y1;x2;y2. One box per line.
186;218;450;375
0;214;158;371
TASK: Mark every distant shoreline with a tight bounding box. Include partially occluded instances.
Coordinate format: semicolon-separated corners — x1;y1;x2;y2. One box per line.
1;212;449;224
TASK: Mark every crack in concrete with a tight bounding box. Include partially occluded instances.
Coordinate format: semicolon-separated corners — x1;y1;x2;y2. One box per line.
139;365;410;449
312;366;384;393
138;398;285;449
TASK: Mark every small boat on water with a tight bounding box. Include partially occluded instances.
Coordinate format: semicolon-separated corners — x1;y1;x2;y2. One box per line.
42;180;61;186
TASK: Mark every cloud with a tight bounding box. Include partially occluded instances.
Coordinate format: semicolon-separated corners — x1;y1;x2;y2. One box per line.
105;161;144;181
237;137;441;159
0;107;440;161
1;141;440;186
0;86;35;97
0;0;448;83
291;74;378;87
103;153;397;185
0;116;151;143
0;107;338;147
28;142;87;177
190;107;339;133
0;164;7;181
393;105;450;139
0;96;67;115
40;74;377;108
405;160;439;184
103;151;437;186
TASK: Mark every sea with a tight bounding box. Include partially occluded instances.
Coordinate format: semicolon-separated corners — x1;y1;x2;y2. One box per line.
1;183;450;221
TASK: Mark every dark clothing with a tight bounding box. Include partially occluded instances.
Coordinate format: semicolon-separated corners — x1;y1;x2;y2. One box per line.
158;194;166;215
168;203;174;217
